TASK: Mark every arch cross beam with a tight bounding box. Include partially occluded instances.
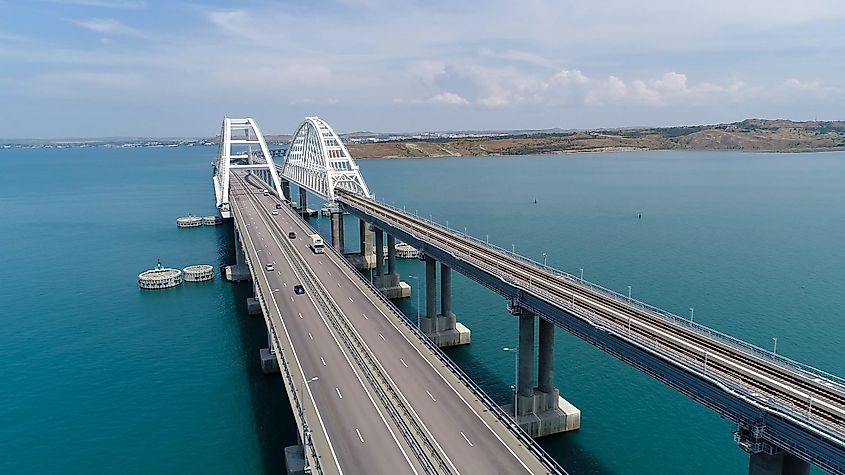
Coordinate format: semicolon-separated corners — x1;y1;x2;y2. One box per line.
280;116;371;207
213;117;285;218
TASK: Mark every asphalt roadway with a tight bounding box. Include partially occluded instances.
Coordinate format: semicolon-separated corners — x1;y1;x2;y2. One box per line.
231;173;555;475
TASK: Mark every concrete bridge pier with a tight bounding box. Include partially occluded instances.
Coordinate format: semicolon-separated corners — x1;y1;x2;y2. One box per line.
246;281;261;315
298;187;307;217
419;257;470;346
225;227;252;282
281;179;291;202
344;219;375;270
259;332;280;375
330;211;345;253
370;228;411;299
502;305;580;437
748;452;810;475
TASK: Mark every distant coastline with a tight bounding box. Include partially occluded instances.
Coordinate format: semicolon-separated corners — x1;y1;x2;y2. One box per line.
3;118;844;158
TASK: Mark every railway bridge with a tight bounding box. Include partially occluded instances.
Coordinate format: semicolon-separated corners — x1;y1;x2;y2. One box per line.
213;117;845;475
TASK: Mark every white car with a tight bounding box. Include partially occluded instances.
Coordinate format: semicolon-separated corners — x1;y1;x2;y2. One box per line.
271;210;279;215
265;263;274;271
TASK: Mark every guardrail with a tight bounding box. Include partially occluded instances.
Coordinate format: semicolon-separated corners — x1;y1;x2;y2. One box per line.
232;184;324;475
354;193;845;390
336;192;845;442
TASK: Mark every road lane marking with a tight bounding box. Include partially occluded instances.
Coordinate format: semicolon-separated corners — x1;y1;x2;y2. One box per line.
273;288;279;292
337;282;341;288
328;271;331;276
283;282;287;287
348;297;354;302
426;390;437;402
460;431;474;447
335;387;343;399
298;312;303;319
290;296;294;302
362;313;368;320
320;357;326;366
308;332;313;340
400;358;408;368
356;428;364;443
379;333;386;341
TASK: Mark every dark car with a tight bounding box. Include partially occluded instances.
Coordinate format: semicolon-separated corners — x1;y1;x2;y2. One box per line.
275;203;283;209
288;231;296;239
293;284;305;295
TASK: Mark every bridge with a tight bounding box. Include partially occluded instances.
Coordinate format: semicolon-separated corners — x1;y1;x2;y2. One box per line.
213;117;845;475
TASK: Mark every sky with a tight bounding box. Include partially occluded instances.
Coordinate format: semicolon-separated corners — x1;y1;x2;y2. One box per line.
1;0;844;138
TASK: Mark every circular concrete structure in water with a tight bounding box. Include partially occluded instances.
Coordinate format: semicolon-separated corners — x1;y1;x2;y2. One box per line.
202;216;222;226
183;265;214;282
139;264;183;289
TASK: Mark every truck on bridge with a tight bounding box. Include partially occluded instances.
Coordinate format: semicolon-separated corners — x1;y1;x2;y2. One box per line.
309;233;324;254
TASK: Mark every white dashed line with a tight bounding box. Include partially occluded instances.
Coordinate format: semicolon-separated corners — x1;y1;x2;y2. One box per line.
356;428;364;443
327;271;331;276
290;296;294;302
337;283;341;288
426;390;437;402
308;332;313;340
273;288;279;292
348;297;354;302
320;357;326;366
460;432;474;447
298;312;303;319
400;358;408;368
379;334;386;341
362;313;368;320
335;387;343;399
283;282;287;287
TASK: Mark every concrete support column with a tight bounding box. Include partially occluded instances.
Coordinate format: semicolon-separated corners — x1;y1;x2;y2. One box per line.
425;256;437;319
518;312;535;399
748;452;810;475
299;187;307;216
374;228;384;277
538;318;555;394
440;263;452;317
235;230;245;266
387;234;397;276
331;212;344;253
281;180;290;202
359;219;370;254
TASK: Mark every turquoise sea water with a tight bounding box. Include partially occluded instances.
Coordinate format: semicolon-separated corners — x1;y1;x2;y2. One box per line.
1;147;843;474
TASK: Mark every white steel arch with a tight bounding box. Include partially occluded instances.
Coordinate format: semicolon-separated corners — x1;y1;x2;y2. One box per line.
213;117;284;218
281;116;371;206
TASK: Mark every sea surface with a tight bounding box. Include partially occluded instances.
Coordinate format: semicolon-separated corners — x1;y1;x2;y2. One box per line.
1;146;843;474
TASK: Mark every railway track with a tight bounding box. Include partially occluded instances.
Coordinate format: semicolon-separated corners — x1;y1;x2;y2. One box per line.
338;191;845;435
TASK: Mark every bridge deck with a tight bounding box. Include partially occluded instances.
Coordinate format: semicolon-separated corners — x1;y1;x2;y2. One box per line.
231;173;560;474
337;189;845;475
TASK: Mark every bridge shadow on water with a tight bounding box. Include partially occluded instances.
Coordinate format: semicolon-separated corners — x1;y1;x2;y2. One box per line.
217;225;297;475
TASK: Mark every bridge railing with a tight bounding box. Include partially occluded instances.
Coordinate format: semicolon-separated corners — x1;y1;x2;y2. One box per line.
292;210;568;475
348;195;845;445
233;201;324;475
362;195;845;391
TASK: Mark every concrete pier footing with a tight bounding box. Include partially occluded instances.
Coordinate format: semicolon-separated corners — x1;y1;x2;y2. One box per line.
224;265;252;282
259;347;280;374
506;307;580;436
346;219;375;270
420;258;470;346
283;445;307;475
331;211;344;253
246;297;261;315
748;452;810;475
371;227;410;298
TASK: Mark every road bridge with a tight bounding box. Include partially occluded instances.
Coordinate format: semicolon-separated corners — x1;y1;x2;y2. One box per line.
214;116;845;475
219;120;563;473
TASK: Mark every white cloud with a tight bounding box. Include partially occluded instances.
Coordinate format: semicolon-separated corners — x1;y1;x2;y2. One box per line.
71;18;142;37
428;92;469;106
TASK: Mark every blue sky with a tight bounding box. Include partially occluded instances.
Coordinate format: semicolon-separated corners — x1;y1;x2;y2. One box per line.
1;0;844;138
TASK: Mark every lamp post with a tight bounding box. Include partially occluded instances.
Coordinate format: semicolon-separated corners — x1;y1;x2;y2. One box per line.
511;243;515;254
543;252;547;266
300;376;319;446
772;337;778;355
503;347;518;419
580;268;584;282
689;307;694;323
408;275;420;328
627;285;632;301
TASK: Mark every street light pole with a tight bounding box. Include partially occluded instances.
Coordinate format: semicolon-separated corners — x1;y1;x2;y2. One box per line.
543;252;547;266
503;347;518;419
689;307;694;323
580;268;584;282
772;337;778;355
408;275;420;328
627;285;632;301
